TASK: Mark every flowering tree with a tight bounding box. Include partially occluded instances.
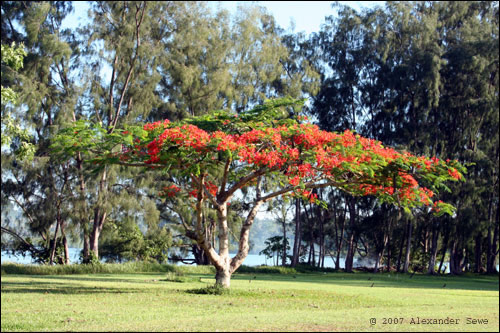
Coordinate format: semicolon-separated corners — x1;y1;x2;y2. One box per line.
54;99;465;287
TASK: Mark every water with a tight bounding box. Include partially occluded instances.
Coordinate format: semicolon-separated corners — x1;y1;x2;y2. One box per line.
3;248;495;272
1;248;82;265
1;248;352;268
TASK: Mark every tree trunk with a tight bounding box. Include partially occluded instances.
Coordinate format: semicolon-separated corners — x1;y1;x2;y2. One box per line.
474;233;482;273
335;203;347;270
403;219;413;273
282;218;287;267
89;167;108;260
303;203;315;267
63;236;69;265
193;244;210;265
427;224;439;275
309;242;315;266
318;206;325;268
449;240;465;275
89;225;99;258
464;249;470;272
230;201;264;276
215;204;230;286
291;198;301;267
487;197;499;273
424;229;429;254
386;247;392;272
396;222;406;272
373;250;382;273
49;212;61;265
83;226;90;261
488;221;499;273
486;223;493;272
373;232;388;273
90;209;106;259
438;229;449;274
449;240;457;274
215;267;231;288
345;231;356;272
76;155;90;262
345;197;357;272
61;222;70;265
386;220;393;272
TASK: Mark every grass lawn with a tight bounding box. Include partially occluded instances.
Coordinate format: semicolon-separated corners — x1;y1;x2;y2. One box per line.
1;269;498;332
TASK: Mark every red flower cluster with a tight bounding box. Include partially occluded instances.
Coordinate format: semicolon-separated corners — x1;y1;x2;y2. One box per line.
144;119;170;131
188;181;218;199
117;117;462;211
159;184;181;198
291;189;318;203
448;168;462;180
432;200;444;213
359;184;395;196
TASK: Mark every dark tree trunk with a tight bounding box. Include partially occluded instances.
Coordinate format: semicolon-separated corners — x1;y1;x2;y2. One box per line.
449;240;457;274
319;207;325;268
474;233;482;273
424;229;429;254
427;223;440;275
49;213;61;265
193;244;210;265
438;229;449;274
386;219;393;272
61;221;70;265
450;240;465;275
373;232;388;273
345;197;357;272
335;201;347;270
62;235;69;265
282;218;287;267
310;242;315;266
83;226;90;261
403;219;413;273
76;155;90;263
304;203;316;267
335;232;343;270
291;198;301;267
345;231;356;272
487;197;499;273
397;222;406;272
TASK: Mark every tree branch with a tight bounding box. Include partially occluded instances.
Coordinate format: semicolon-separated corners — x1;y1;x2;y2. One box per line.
1;226;43;257
221;167;270;203
108;1;147;133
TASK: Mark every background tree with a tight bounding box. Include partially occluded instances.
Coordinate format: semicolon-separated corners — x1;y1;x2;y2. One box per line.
308;1;498;274
1;1;496;275
1;1;78;264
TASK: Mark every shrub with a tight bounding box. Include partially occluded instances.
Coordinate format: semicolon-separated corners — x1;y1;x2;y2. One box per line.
187;284;230;295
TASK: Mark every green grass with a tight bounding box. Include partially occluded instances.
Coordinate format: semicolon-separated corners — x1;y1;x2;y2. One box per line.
1;266;498;332
0;261;216;275
0;262;333;276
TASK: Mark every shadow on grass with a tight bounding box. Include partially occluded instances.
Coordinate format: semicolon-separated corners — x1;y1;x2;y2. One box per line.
2;271;497;294
0;280;145;295
230;272;499;292
13;274;160;285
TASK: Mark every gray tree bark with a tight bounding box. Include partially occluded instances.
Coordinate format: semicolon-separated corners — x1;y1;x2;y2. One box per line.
427;222;440;274
403;219;413;273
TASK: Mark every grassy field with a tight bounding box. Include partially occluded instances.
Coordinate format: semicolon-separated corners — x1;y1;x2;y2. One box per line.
1;266;498;332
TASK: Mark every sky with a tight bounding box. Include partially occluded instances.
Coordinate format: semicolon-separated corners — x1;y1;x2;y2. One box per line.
65;1;386;35
212;1;386;34
61;1;386;86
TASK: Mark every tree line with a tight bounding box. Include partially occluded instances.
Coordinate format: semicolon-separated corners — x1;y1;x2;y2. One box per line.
1;1;498;275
